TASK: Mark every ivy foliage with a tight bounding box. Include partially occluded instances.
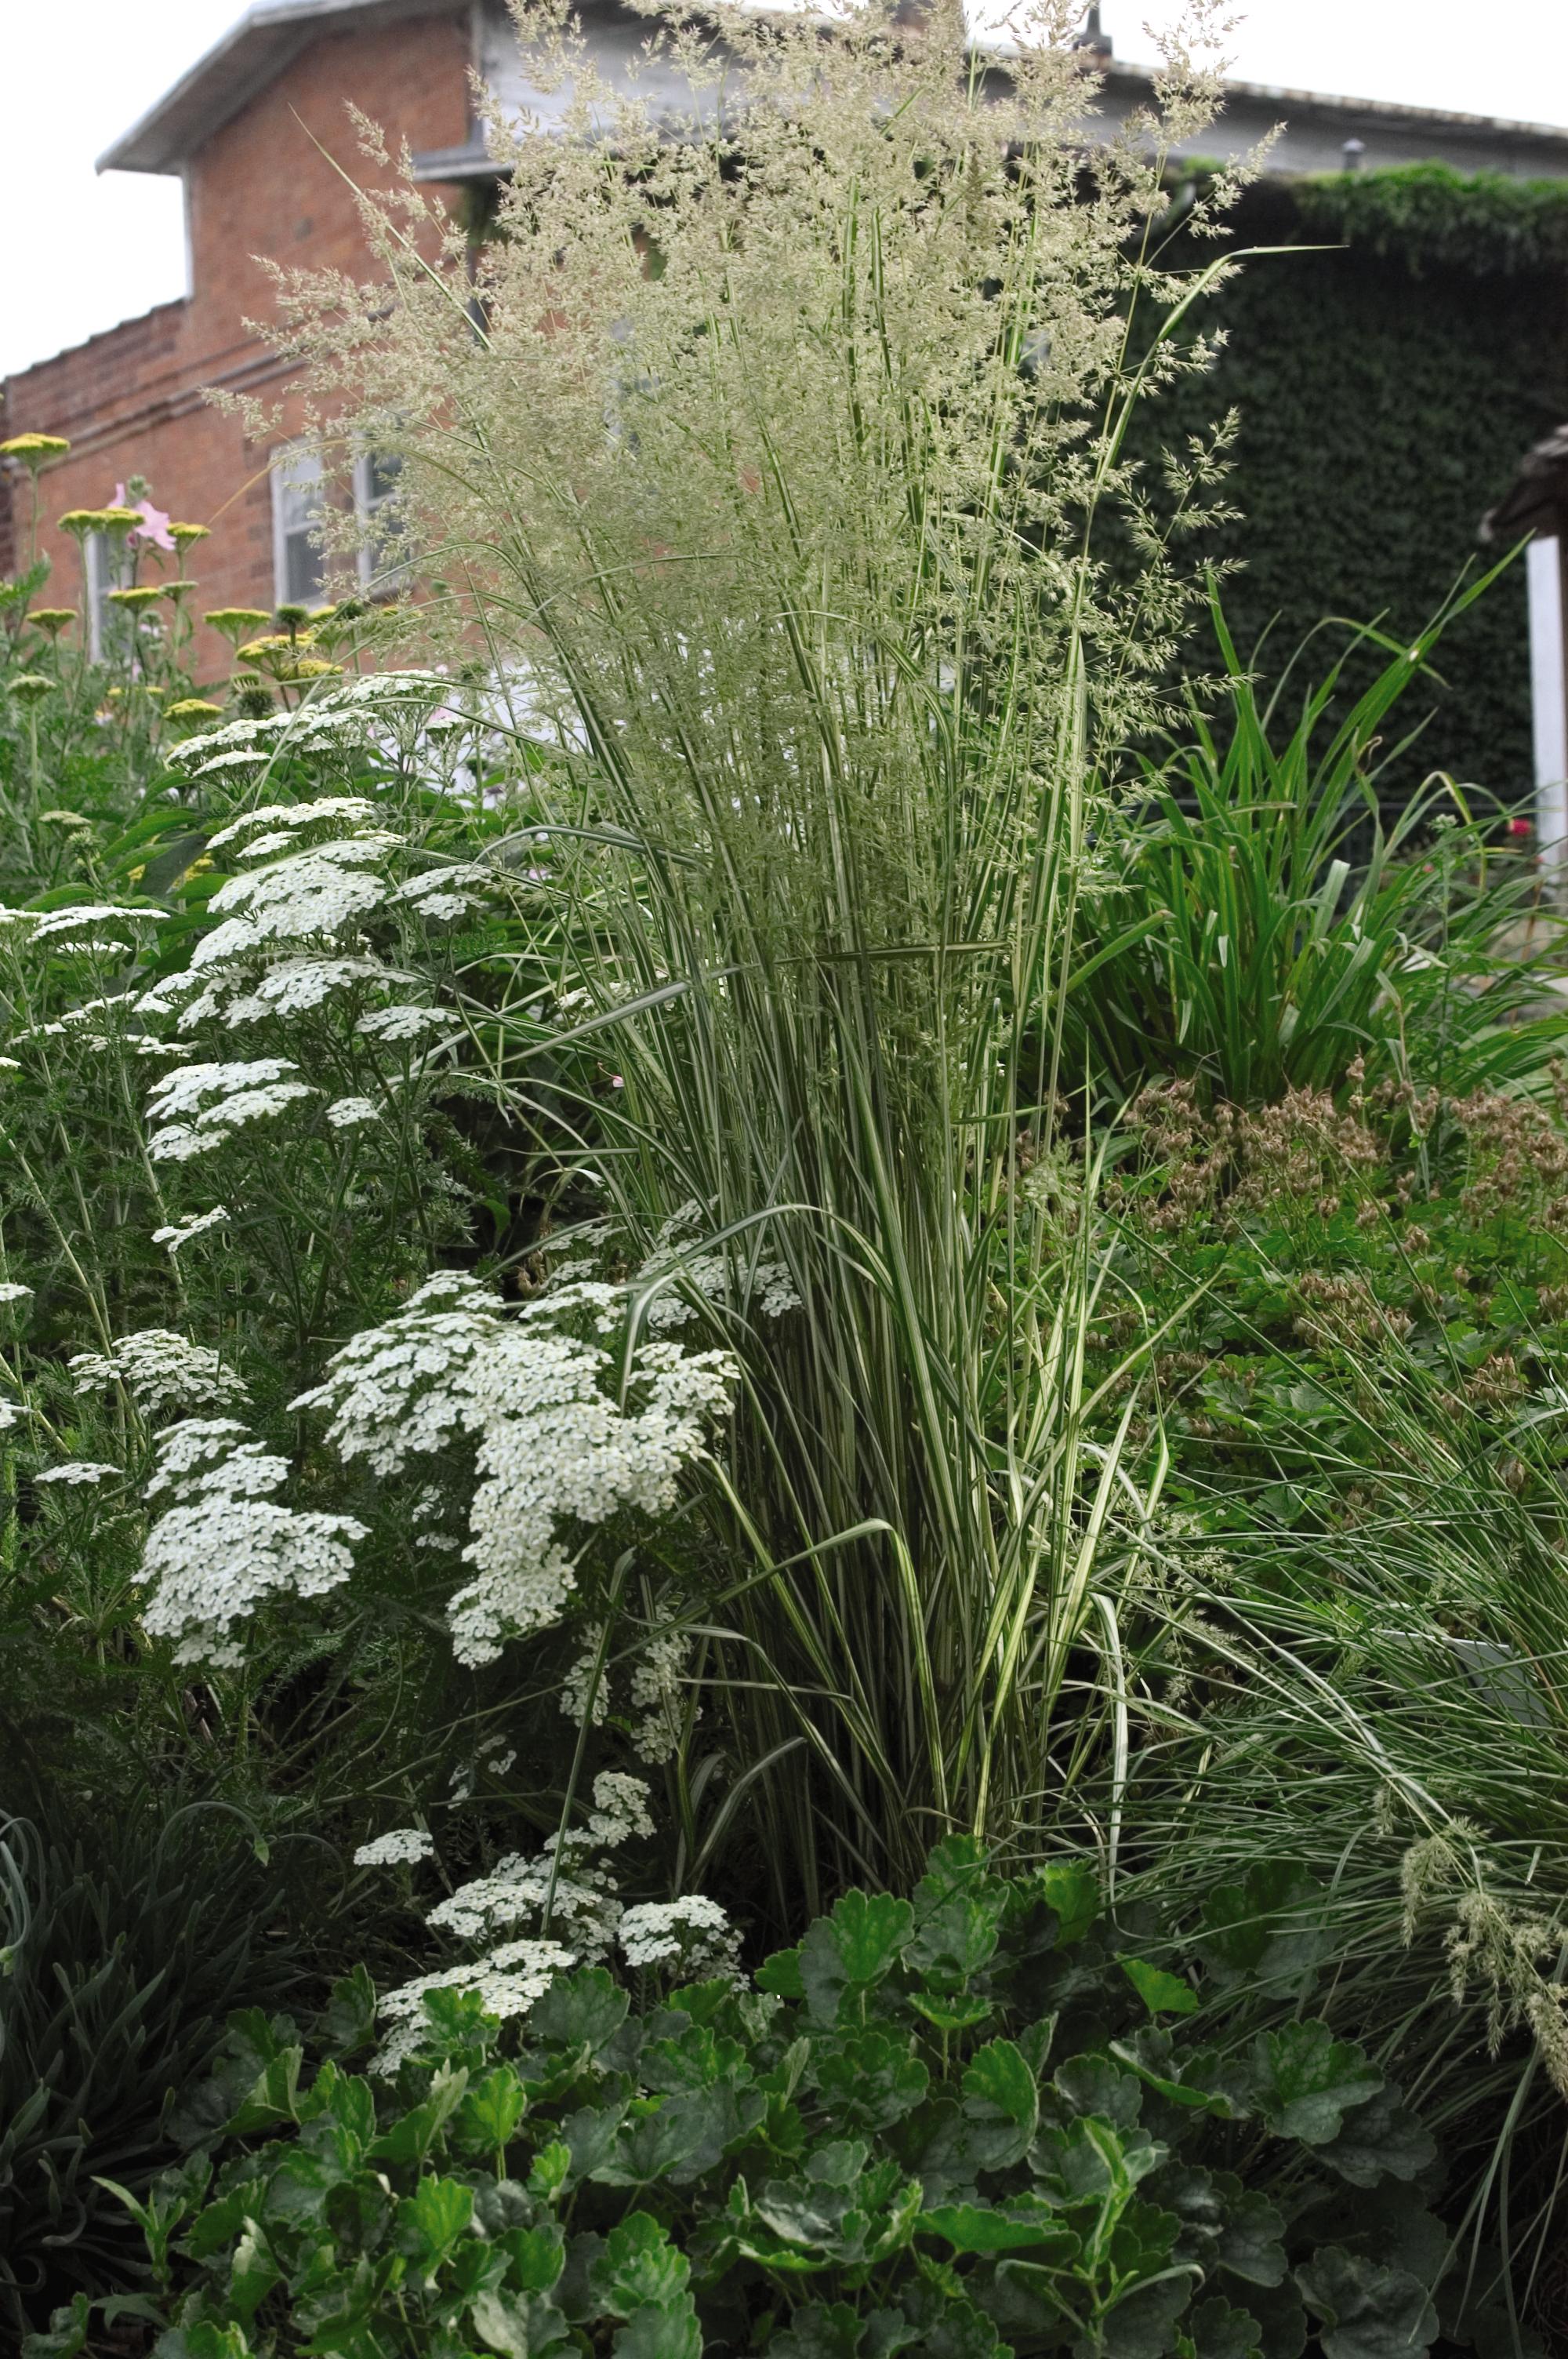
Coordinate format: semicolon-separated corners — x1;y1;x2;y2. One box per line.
1290;162;1568;279
29;1839;1492;2359
1142;168;1568;807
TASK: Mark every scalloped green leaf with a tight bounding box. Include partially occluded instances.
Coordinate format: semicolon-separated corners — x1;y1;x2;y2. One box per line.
1295;2249;1439;2359
1249;2025;1382;2146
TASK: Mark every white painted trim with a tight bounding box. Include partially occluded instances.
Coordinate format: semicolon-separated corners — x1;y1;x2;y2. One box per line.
1528;535;1568;867
270;442;325;606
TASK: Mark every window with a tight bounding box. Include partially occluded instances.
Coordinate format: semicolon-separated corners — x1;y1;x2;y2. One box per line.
271;445;326;606
354;449;408;594
85;530;131;660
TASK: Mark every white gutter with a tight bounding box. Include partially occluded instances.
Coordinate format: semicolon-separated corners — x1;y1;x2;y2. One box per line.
1528;534;1568;874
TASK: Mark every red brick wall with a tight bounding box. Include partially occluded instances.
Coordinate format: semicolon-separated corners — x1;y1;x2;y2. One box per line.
0;6;470;683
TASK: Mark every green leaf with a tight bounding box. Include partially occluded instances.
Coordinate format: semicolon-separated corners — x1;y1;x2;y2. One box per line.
471;2288;572;2359
1249;2025;1382;2146
1188;2295;1263;2359
908;1991;996;2034
1295;2249;1439;2359
499;2223;567;2294
1098;2273;1192;2359
920;2197;1080;2257
768;2301;869;2359
397;2172;474;2270
1052;2055;1142;2130
1238;2281;1307;2359
529;2140;573;2201
613;2303;702;2359
756;1945;805;2000
529;1966;630;2056
1315;2086;1436;2190
225;2043;305;2133
1215;2190;1288;2290
323;1965;379;2060
1196;1865;1329;1998
456;2066;528;2159
590;2211;691;2316
368;2065;470;2167
810;2028;929;2132
1038;1859;1101;1946
1122;1957;1199;2018
961;2037;1040;2166
797;1890;914;2023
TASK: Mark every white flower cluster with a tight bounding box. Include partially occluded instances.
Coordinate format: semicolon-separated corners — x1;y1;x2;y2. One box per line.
290;1270;506;1476
205;798;379;851
35;1460;120;1488
618;1895;740;1978
166;954;397;1032
0;1281;33;1304
561;1600;697;1763
373;1938;575;2074
136;1416;365;1667
146;1058;317;1161
70;1328;248;1419
152;1206;230;1256
354;1827;435;1867
356;1004;462;1043
638;1201;800;1332
424;1772;652;1963
292;1273;736;1668
194;838;397;971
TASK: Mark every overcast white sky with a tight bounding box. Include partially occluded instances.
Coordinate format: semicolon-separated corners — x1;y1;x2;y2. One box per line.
2;0;1566;382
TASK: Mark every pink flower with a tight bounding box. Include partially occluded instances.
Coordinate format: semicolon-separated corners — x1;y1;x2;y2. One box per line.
1508;817;1534;839
112;484;175;551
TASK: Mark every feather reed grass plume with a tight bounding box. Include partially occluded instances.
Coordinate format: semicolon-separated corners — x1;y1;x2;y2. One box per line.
260;0;1240;1903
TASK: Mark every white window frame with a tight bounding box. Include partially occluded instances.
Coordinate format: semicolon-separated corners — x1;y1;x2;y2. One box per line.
354;449;408;595
85;530;132;661
270;442;327;608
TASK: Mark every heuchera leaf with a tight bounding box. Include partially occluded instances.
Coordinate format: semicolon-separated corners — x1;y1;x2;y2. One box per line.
1188;2293;1264;2359
1249;2025;1382;2146
1121;1957;1199;2018
919;2197;1080;2258
1295;2248;1439;2359
797;1891;914;2024
530;1968;630;2056
1038;1859;1101;1946
591;2211;692;2316
1315;2086;1437;2189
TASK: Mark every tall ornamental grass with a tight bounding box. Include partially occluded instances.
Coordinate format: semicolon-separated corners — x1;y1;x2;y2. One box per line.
267;0;1240;1899
1122;1372;1568;2332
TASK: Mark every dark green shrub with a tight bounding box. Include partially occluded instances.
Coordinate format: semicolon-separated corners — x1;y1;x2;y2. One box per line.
0;1805;296;2333
42;1839;1484;2359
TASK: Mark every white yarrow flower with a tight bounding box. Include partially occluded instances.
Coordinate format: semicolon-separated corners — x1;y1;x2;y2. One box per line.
354;1828;435;1867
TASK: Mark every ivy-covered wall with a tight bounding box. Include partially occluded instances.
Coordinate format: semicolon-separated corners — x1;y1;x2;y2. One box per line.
1155;169;1568;805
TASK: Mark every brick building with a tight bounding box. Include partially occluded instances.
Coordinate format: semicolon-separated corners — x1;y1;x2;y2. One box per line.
4;0;1568;692
0;0;474;682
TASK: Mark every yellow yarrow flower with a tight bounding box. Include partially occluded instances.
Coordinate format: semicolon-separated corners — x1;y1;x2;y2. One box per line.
1;434;70;467
168;522;210;546
28;609;75;635
106;586;164;614
203;608;272;644
165;697;224;722
236;633;312;660
8;674;55;705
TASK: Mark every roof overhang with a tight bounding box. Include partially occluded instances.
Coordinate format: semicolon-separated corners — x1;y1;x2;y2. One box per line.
99;0;1568;182
97;0;466;176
